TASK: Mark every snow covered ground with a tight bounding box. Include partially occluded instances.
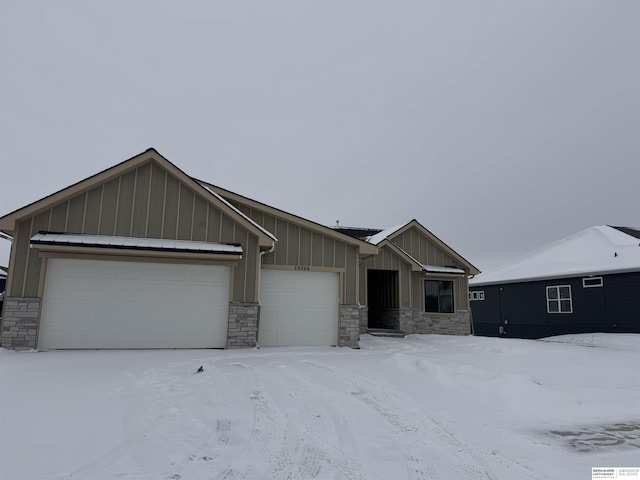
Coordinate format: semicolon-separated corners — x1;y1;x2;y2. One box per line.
1;333;638;480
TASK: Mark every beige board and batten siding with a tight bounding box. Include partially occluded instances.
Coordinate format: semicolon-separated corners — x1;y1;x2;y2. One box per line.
7;159;261;303
220;200;361;305
391;225;470;311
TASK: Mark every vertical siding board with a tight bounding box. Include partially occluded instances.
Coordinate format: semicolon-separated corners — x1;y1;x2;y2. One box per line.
207;206;222;242
115;170;136;236
323;237;335;268
66;194;86;233
10;221;30;297
219;214;235;244
99;178;118;235
131;165;151;237
311;232;323;266
335;241;346;268
287;224;300;265
24;212;50;296
177;185;194;240
49;203;68;232
428;243;436;265
244;235;258;302
83;188;101;234
147;164;166;238
299;228;312;266
413;272;423;310
401;264;410;308
192;195;208;241
345;246;357;304
275;219;288;264
163;174;179;239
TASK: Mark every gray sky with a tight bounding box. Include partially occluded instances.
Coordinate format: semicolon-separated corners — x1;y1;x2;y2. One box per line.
1;0;638;272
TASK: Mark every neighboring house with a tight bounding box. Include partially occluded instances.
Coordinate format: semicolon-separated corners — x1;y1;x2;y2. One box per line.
469;226;640;338
0;148;475;350
335;221;480;335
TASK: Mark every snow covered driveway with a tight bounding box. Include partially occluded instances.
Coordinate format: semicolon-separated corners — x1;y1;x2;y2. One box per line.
1;334;638;480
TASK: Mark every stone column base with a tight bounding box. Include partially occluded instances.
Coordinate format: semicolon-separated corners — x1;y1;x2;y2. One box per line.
339;305;361;348
1;297;41;350
227;302;259;349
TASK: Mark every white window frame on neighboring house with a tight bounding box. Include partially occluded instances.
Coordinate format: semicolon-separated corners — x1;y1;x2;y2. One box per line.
546;285;573;313
469;291;485;301
582;277;603;288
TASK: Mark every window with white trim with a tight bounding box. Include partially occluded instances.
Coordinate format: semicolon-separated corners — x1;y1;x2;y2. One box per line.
546;285;572;313
469;291;485;301
582;277;603;288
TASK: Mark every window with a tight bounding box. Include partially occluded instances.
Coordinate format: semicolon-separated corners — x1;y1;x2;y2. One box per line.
546;285;572;313
582;277;603;288
469;291;485;301
425;280;454;313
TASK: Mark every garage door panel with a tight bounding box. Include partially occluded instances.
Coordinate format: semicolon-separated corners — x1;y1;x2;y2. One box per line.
259;270;338;347
39;259;230;349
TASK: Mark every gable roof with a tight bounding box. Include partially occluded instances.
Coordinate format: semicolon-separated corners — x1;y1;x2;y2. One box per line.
470;225;640;286
0;149;276;249
379;240;466;275
368;219;480;275
199;181;378;256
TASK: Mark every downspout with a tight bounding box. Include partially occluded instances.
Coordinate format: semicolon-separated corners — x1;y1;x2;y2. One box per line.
257;242;275;306
255;242;275;348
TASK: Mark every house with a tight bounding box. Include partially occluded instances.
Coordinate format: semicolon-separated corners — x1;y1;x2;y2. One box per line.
469;226;640;338
0;148;476;350
335;220;480;335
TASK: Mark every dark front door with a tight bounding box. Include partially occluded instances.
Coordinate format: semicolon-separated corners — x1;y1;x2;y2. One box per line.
367;270;399;329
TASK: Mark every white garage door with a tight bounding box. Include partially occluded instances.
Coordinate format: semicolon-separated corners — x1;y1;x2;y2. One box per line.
39;258;230;349
259;269;339;347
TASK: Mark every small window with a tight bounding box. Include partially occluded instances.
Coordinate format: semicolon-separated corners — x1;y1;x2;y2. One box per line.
582;277;603;288
469;291;485;301
546;285;572;313
425;280;454;313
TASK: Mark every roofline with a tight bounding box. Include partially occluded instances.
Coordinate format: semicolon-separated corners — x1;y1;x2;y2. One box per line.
380;239;470;276
199;180;378;256
0;149;275;249
384;219;480;275
470;267;640;286
378;239;423;272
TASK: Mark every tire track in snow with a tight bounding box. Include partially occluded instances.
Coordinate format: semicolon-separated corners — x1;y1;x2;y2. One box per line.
49;361;235;480
211;362;284;480
302;360;549;480
169;366;235;479
271;365;379;480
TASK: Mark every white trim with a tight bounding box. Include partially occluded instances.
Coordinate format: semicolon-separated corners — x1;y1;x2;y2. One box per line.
582;276;603;288
546;284;573;314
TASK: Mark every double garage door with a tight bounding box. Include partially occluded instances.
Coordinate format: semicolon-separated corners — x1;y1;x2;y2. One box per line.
39;258;230;349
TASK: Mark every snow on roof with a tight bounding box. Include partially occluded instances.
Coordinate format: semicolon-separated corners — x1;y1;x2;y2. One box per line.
470;225;640;286
367;221;411;245
391;242;466;275
30;233;244;255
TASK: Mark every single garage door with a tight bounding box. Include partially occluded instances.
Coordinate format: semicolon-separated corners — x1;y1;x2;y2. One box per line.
39;258;230;349
259;269;339;347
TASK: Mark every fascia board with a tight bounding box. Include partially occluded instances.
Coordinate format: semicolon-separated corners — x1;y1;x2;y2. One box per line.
201;181;378;256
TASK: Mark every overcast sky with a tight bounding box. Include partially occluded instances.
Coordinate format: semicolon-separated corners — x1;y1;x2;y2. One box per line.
1;0;638;272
